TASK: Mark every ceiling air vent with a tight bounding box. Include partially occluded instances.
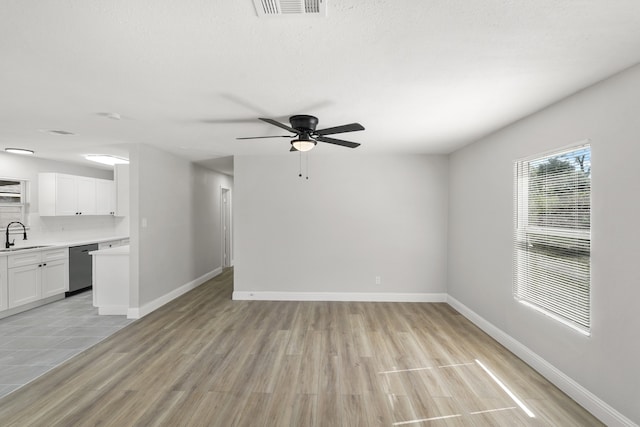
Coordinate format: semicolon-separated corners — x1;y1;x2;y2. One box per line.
253;0;327;17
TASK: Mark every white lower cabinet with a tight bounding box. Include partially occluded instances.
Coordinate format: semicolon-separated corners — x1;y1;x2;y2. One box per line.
0;256;7;311
41;258;69;298
7;264;41;307
7;248;69;309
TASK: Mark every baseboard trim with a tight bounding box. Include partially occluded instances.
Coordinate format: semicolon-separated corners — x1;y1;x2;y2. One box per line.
127;267;223;319
0;294;65;320
446;296;637;427
232;291;447;302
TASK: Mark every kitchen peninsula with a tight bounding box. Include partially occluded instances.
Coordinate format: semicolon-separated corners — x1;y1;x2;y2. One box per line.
90;244;130;316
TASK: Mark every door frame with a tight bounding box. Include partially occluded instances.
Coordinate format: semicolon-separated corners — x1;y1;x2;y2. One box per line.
220;186;233;268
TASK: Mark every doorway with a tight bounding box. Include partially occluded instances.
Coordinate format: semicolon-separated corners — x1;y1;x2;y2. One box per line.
221;187;232;268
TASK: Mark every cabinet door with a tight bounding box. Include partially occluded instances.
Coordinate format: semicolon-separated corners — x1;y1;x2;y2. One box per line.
41;258;69;298
76;176;97;215
55;174;79;216
8;264;41;308
0;257;7;311
95;179;115;215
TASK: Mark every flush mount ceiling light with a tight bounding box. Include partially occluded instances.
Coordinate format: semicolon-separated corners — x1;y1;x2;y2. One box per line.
5;148;35;155
291;134;317;152
84;154;129;166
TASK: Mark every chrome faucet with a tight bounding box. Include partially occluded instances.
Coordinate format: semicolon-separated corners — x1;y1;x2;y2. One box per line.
5;221;27;249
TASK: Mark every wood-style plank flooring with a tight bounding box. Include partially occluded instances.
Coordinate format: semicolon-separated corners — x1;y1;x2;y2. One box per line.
0;268;603;426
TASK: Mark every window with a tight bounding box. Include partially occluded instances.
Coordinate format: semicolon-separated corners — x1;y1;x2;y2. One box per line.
0;178;28;228
514;144;591;334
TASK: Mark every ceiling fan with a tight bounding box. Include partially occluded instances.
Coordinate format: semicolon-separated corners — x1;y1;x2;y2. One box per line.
237;115;364;152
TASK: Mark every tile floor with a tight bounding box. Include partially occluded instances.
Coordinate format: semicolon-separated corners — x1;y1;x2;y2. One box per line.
0;291;133;399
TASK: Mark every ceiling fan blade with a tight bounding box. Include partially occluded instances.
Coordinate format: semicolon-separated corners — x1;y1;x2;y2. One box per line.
199;118;259;124
314;123;365;136
236;135;292;140
259;118;299;134
290;146;298;152
316;136;361;148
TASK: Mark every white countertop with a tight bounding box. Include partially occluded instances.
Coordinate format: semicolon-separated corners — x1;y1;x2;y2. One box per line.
1;236;129;256
44;236;129;247
89;245;129;256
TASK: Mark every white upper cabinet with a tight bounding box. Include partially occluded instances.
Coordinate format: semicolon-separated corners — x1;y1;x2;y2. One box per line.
53;174;78;215
39;173;103;216
76;176;97;215
95;179;115;216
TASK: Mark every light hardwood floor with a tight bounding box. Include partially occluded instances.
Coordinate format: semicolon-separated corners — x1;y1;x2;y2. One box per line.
0;268;603;426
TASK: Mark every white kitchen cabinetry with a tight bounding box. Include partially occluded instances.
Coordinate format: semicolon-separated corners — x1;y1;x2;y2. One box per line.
0;256;7;311
91;245;129;315
39;173;98;216
7;264;40;307
96;179;116;216
41;257;68;298
7;248;68;308
76;176;97;215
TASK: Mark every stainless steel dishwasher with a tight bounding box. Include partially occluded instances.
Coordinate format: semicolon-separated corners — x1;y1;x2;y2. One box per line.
68;243;98;295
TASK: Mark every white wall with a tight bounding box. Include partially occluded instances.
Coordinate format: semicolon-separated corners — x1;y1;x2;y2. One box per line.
129;144;233;311
234;153;448;299
448;64;640;424
0;152;124;242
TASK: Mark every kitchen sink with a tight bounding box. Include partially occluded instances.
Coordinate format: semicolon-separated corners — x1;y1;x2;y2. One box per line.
0;245;52;253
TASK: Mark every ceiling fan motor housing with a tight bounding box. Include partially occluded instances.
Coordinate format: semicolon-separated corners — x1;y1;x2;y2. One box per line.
289;115;318;132
241;115;363;150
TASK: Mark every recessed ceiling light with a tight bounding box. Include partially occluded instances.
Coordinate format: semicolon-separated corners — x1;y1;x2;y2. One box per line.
84;154;129;166
5;148;35;155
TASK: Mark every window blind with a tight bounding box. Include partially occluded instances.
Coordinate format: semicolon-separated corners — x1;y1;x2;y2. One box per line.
0;179;27;226
514;144;591;334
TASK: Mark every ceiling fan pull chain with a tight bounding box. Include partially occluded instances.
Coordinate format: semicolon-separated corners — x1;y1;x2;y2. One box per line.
298;149;303;178
306;152;309;180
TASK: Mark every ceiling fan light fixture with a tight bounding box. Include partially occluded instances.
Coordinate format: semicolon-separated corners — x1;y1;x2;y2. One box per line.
291;138;316;152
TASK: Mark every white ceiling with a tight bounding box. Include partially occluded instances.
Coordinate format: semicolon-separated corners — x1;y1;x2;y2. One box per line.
1;1;639;171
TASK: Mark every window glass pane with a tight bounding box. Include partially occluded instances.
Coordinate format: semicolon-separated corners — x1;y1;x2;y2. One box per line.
527;147;590;230
0;179;26;226
0;180;23;203
514;145;591;333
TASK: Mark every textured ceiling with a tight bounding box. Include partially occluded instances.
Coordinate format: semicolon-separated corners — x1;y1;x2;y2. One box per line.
1;0;639;170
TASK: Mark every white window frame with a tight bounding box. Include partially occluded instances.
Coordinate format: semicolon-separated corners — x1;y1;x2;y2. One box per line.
0;177;29;231
513;142;591;335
